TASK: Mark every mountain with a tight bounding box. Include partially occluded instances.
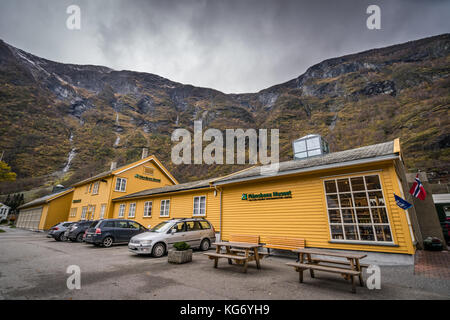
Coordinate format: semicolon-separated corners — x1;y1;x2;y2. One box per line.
0;34;449;193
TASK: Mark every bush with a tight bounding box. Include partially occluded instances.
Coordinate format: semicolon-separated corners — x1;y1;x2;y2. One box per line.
0;229;5;233
173;241;190;251
0;219;7;225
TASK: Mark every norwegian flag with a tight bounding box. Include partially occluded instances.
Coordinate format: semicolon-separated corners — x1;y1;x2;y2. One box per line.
409;174;426;200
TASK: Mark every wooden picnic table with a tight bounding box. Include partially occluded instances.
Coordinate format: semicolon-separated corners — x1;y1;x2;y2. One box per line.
289;248;368;293
203;241;263;273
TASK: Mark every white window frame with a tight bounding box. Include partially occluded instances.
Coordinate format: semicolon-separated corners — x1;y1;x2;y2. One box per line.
160;199;170;217
115;177;127;192
128;203;136;218
323;173;394;244
81;206;88;220
143;201;152;217
70;207;77;217
92;181;100;195
99;204;106;219
193;195;206;216
118;204;126;218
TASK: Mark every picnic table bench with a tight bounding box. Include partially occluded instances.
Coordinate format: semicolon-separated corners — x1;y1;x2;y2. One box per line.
228;234;269;259
204;241;263;273
263;236;305;254
287;248;367;293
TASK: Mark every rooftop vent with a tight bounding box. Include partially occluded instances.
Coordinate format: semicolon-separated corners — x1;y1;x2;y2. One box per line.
292;134;329;160
51;184;65;194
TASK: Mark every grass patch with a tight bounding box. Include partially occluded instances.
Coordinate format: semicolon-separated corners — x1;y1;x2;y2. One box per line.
0;229;5;232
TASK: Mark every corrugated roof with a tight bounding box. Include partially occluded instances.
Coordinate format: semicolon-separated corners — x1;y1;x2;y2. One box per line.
213;140;396;184
113;179;211;201
18;188;73;210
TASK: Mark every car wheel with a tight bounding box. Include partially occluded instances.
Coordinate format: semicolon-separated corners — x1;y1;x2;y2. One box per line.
200;238;210;251
152;243;166;258
102;236;114;248
76;233;84;243
56;233;64;241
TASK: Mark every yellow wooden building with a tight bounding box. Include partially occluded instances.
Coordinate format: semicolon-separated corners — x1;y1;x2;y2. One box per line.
111;139;418;255
17;188;74;231
67;155;178;222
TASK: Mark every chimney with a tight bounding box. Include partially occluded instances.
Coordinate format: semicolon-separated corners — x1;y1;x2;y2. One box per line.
110;161;117;170
141;148;149;159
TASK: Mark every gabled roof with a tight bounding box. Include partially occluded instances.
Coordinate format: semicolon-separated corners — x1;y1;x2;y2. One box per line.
71;155;178;187
213;140;398;185
113;179;211;201
18;188;74;210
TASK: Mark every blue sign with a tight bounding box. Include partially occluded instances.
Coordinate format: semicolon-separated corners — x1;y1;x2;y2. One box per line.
394;194;412;210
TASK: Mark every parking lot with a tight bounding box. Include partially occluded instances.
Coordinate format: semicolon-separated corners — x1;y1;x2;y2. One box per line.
0;227;449;300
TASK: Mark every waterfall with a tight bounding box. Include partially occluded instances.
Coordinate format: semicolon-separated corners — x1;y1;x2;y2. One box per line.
63;132;76;172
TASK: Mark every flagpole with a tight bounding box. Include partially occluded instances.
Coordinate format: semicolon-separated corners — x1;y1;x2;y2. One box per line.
396;176;416;243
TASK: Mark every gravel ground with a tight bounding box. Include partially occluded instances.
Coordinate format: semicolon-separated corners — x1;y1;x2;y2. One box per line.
0;227;449;300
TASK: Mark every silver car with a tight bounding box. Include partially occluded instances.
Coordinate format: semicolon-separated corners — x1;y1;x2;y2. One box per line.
128;218;215;257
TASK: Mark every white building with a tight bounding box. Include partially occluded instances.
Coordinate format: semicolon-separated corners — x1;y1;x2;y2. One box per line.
0;203;10;220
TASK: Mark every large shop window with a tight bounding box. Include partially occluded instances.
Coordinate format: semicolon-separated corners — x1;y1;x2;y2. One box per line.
324;174;393;243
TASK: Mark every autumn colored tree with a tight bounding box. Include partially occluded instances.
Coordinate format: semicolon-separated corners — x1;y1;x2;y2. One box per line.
0;161;16;182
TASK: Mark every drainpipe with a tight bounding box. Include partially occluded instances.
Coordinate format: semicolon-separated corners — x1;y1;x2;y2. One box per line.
215;185;223;241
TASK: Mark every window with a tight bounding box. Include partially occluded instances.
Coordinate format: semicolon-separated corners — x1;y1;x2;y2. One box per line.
199;220;211;230
115;177;127;192
99;204;106;219
171;222;185;233
324;174;393;243
128;221;141;229
88;205;96;220
193;196;206;216
92;181;100;194
103;221;116;228
117;221;128;228
81;206;88;220
160;199;170;217
186;221;202;231
118;204;126;218
143;201;152;217
128;203;136;218
70;208;77;217
88;183;93;193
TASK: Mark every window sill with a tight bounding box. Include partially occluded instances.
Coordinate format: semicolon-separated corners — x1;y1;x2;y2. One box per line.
328;240;399;247
143;216;152;218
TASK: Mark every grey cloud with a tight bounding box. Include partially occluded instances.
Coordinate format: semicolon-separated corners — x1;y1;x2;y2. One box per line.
0;0;449;93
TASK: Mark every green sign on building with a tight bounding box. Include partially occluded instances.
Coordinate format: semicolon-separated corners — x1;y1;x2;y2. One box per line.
241;191;292;201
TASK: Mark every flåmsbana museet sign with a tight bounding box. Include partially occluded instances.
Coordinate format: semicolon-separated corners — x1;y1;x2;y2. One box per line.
241;191;292;201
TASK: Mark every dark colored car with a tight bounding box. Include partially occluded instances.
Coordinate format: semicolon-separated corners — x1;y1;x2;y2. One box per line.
65;220;99;242
85;219;147;247
48;221;74;241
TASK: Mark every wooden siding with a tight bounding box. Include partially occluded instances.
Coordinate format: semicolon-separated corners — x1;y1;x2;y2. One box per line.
220;161;415;255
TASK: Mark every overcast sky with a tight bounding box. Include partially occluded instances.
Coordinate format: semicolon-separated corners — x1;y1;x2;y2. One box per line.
0;0;449;93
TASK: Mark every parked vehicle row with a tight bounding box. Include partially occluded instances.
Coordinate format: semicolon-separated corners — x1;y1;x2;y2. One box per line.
47;217;216;258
